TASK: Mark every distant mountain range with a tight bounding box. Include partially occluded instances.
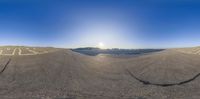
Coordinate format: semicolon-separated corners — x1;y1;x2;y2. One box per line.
71;47;164;56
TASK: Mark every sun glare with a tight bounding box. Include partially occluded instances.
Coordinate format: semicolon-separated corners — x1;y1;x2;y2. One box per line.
98;42;105;49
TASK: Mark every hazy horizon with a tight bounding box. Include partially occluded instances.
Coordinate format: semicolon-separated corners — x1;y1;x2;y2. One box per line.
1;0;200;48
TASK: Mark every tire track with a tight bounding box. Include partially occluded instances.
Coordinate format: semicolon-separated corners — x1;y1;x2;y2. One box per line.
0;58;11;74
126;69;200;87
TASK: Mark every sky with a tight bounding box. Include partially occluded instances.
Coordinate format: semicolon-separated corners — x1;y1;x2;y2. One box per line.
0;0;200;48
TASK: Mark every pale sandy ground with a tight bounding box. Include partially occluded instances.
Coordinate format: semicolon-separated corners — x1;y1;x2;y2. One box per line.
0;47;200;99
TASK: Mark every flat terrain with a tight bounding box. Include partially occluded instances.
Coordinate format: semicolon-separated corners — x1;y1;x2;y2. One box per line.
0;46;200;99
0;46;57;56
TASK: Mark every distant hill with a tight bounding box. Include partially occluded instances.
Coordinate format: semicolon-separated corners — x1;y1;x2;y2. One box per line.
72;47;164;56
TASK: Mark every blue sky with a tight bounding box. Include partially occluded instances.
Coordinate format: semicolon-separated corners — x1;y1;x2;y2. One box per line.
0;0;200;48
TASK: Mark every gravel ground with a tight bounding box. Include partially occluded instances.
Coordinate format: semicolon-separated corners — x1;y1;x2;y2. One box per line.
0;47;200;99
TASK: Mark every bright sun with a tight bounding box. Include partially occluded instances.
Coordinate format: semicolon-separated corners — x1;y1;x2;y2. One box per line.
98;42;105;49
